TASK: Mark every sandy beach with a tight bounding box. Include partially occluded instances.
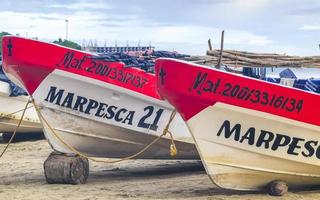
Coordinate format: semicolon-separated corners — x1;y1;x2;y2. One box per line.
0;138;320;200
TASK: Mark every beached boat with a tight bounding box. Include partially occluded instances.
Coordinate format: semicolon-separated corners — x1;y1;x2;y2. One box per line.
1;36;198;162
0;63;42;135
155;58;320;193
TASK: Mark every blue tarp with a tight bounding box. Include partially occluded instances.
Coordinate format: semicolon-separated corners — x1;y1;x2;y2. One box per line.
0;62;27;97
245;67;320;94
92;50;190;73
92;52;155;73
263;77;320;93
94;52;320;94
279;68;297;79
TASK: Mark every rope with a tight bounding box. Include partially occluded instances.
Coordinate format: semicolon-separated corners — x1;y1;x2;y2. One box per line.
32;98;178;163
0;104;34;120
0;99;30;158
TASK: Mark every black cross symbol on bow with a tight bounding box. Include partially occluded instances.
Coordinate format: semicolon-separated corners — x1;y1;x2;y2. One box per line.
159;68;166;85
7;39;13;56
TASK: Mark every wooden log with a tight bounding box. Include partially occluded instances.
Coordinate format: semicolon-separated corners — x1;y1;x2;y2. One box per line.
208;49;280;57
183;50;320;68
206;49;320;68
217;30;225;69
208;51;319;67
44;153;89;184
208;39;212;51
267;180;288;196
208;49;320;60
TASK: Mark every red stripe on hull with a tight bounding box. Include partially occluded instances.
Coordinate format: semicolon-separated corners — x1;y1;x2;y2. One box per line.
155;59;320;126
2;36;160;99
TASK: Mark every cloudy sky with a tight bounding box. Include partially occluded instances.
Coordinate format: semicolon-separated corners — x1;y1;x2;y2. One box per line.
0;0;319;55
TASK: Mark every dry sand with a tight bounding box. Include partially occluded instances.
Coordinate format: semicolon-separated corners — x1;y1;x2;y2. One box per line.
0;138;320;200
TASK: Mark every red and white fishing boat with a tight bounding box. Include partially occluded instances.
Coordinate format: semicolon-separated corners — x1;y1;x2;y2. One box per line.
155;58;320;193
2;36;198;160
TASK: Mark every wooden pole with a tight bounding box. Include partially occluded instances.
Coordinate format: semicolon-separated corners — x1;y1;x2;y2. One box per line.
217;30;224;69
208;39;213;51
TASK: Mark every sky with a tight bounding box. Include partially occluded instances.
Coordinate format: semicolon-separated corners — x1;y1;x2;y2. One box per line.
0;0;320;55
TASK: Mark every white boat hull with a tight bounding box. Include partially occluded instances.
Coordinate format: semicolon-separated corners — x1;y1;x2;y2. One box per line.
33;70;198;159
0;81;42;133
187;103;320;190
154;58;320;190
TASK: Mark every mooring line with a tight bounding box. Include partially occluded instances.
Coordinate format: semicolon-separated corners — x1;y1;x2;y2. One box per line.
0;99;31;159
31;97;178;163
0;104;34;120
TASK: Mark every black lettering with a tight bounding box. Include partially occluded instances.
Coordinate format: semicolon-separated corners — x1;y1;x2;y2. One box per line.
286;98;296;112
237;87;250;100
213;79;221;93
78;56;86;69
105;67;113;77
250;90;260;103
271;134;291;151
217;120;241;141
296;100;304;113
302;141;318;157
109;68;117;79
100;65;109;76
239;127;255;145
256;130;274;149
117;69;124;81
134;76;141;87
140;78;148;88
71;58;80;68
84;99;99;114
115;108;127;122
95;63;103;74
230;85;240;97
317;145;320;159
123;111;135;125
104;106;117;119
86;61;96;72
44;86;64;105
137;106;154;129
130;76;136;86
95;103;108;117
125;73;134;83
261;92;269;105
287;137;305;155
203;80;214;92
192;72;207;94
61;92;74;108
121;72;128;83
149;108;164;131
73;96;88;112
56;52;74;68
222;83;232;96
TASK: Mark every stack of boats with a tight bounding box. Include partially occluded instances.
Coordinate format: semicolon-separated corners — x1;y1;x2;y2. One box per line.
1;36;320;196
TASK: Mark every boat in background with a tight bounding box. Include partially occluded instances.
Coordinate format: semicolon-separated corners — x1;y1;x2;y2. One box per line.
0;62;42;135
155;58;320;192
2;36;198;160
